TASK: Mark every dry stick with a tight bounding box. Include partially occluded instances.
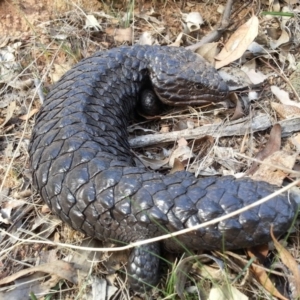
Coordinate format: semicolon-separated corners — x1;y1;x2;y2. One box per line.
259;57;300;102
129;114;271;148
186;0;255;52
129;115;300;148
0;179;298;253
186;0;234;51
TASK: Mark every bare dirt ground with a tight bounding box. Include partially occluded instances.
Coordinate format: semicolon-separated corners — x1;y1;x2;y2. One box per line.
1;0;300;299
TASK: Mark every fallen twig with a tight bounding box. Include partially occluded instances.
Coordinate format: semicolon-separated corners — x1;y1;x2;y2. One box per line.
129;115;300;148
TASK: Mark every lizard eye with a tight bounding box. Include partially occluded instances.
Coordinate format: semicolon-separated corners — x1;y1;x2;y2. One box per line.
195;84;203;90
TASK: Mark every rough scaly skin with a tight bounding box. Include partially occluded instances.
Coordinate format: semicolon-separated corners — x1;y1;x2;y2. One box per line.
29;45;297;292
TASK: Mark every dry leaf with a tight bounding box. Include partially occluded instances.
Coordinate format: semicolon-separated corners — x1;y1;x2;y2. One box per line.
218;67;252;90
8;78;33;90
182;12;203;33
41;204;51;214
0;101;16;128
65;239;103;286
138;31;153;45
247;124;281;175
174;255;196;298
105;27;133;43
138;156;169;170
160;124;170;133
91;277;118;300
243;69;268;85
271;102;300;119
251;150;296;185
169;138;193;167
0;261;78;285
19;108;39;121
208;286;248;300
214;146;240;172
270;29;290;49
230;92;244;120
0;273;61;300
271;85;300;109
0;199;26;224
286;61;300;95
215;15;259;69
290;133;300;152
84;15;102;31
270;226;300;298
175;254;225;299
196;42;219;64
51;63;73;83
31;215;61;239
248;244;270;259
170;158;185;174
177;137;188;147
248;250;289;300
283;0;299;4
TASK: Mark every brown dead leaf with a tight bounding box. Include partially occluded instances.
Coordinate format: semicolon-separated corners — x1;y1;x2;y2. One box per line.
270;225;300;298
19;108;39;121
13;189;32;198
169;158;185;174
290;133;300;152
248;244;270;260
138;155;169;170
195;42;219;65
66;239;103;285
50;62;73;83
271;102;300;119
8;78;33;90
84;15;102;31
0;101;16;128
138;31;154;45
169;139;193;167
175;254;225;299
160;124;170;133
177;137;188;147
247;124;282;175
189;136;214;157
0;199;26;224
105;27;133;43
0;273;61;300
215;15;259;69
244;69;268;85
251;150;296;186
0;261;78;285
230;92;244;120
270;29;290;49
31;214;61;239
248;251;289;300
208;286;248;300
271;86;300;109
41;204;51;214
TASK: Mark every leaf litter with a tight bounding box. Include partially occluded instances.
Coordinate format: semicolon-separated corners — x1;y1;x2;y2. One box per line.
0;0;300;299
